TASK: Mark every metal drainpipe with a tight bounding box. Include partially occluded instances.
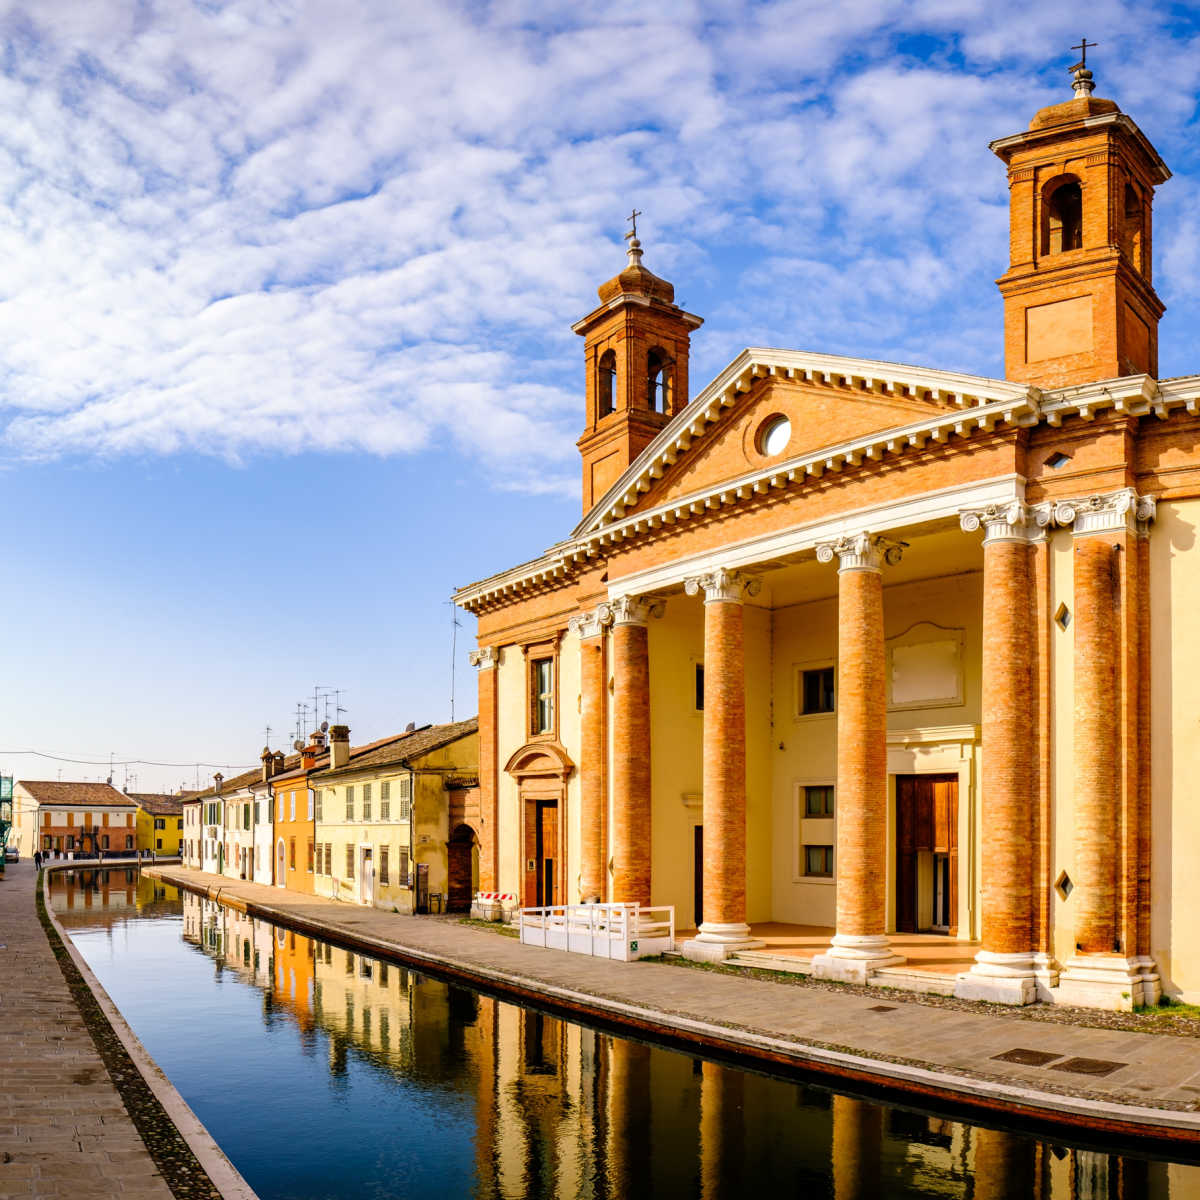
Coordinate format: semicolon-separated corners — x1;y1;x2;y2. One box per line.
408;766;416;913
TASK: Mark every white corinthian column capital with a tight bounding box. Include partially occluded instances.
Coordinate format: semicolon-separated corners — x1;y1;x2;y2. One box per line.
683;567;762;605
567;605;612;640
606;594;665;627
959;501;1045;545
1048;488;1157;538
468;646;498;670
814;532;904;573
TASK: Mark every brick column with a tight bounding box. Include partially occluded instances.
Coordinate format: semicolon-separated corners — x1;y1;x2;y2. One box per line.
468;646;499;894
1053;489;1160;1010
609;595;661;906
811;533;904;983
681;568;764;961
955;503;1039;1005
568;607;610;903
831;1096;882;1200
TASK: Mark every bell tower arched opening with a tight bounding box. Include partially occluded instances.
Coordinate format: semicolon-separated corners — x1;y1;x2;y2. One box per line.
597;349;616;419
1042;178;1083;255
647;347;670;413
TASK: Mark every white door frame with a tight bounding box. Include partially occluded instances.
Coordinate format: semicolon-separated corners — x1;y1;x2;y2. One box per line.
359;844;374;906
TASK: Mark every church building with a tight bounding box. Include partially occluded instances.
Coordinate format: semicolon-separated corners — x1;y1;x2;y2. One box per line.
454;64;1199;1010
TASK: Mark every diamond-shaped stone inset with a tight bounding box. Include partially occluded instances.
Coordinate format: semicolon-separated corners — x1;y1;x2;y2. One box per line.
1054;603;1072;630
991;1047;1065;1067
1055;870;1074;900
1050;1057;1127;1078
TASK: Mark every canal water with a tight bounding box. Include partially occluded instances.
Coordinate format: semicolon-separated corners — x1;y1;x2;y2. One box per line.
50;868;1200;1199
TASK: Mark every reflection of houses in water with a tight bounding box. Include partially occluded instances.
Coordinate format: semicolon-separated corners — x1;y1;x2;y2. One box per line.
166;893;1167;1197
47;868;184;932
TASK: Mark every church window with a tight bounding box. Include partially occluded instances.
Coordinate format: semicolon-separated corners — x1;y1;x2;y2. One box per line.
758;415;792;457
804;845;834;877
530;657;554;734
1043;179;1083;255
799;666;835;715
1045;450;1072;470
694;663;704;711
597;350;616;418
804;785;835;817
647;348;670;413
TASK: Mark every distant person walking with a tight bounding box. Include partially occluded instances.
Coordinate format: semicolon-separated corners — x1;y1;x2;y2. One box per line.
33;850;42;870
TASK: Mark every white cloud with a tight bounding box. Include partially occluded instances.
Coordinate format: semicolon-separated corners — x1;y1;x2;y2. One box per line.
0;0;1194;494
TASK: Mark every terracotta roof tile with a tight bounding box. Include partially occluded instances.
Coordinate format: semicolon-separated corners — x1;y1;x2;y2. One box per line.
127;793;185;816
314;719;478;781
17;781;137;808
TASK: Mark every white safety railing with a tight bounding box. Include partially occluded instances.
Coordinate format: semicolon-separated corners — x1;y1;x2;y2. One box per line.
517;902;675;961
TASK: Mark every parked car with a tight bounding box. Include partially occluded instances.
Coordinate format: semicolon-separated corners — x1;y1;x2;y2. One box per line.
4;846;18;863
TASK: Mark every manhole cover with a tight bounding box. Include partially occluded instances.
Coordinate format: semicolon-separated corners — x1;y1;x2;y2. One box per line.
991;1048;1064;1067
1049;1056;1127;1078
868;1005;897;1013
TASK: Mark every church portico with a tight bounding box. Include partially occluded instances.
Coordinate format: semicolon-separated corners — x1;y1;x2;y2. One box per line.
457;70;1200;1009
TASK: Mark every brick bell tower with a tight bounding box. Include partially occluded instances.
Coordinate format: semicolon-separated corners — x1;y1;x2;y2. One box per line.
573;221;703;514
991;53;1170;388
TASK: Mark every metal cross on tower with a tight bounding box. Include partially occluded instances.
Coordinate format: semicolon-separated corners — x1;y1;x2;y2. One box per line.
624;208;642;241
1069;36;1097;72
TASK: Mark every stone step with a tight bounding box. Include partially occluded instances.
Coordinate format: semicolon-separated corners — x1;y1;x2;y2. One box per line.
725;950;813;975
868;966;957;996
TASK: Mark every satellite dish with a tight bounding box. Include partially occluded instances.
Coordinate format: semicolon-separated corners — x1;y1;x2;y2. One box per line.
320;720;329;733
293;739;304;751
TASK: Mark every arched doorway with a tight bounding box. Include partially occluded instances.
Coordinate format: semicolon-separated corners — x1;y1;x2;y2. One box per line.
447;824;479;912
504;742;574;908
276;839;286;886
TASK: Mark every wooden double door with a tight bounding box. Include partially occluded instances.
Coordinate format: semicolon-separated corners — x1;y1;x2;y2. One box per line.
523;795;562;908
895;774;958;936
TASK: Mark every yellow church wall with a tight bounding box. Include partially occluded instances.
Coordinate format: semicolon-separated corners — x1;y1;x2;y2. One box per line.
770;570;984;931
1048;526;1076;971
557;627;584;904
495;648;527;898
647;601;705;925
1150;499;1200;1000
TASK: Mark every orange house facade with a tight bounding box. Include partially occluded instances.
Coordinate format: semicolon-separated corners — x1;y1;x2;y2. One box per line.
272;736;327;895
456;75;1200;1010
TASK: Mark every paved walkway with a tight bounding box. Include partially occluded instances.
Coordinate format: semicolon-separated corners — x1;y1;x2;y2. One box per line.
0;861;174;1199
151;866;1200;1146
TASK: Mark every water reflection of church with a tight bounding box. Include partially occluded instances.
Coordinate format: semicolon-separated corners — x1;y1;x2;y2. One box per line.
179;892;1163;1197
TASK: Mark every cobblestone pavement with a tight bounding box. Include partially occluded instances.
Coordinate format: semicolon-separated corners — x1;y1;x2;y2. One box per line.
0;861;176;1199
151;867;1200;1143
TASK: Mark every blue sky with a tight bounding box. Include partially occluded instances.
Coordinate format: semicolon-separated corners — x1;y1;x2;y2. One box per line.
2;0;1199;791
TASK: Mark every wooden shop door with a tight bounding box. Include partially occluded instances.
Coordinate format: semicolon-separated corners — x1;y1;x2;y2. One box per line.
535;800;559;908
895;774;958;935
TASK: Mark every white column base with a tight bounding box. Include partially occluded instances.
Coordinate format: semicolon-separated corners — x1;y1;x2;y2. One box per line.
1052;954;1160;1011
680;921;765;962
810;934;905;984
953;950;1037;1006
1032;950;1061;1002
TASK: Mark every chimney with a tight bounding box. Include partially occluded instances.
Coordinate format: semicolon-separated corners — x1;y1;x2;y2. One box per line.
260;746;274;784
301;739;318;771
329;725;350;770
273;751;285;773
213;772;224;794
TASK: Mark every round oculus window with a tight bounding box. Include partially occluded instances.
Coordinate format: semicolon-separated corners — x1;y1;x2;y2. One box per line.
758;415;791;457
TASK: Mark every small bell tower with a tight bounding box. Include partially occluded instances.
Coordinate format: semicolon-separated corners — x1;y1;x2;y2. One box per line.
991;48;1170;387
573;215;703;514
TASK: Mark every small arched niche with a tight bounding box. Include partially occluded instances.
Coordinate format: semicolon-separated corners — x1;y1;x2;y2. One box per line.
1042;177;1083;255
597;349;616;418
647;347;671;413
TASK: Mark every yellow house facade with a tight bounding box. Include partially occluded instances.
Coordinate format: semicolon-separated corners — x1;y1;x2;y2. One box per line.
312;720;479;914
130;793;185;856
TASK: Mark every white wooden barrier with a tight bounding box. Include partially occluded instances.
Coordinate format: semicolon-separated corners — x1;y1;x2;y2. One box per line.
517;902;675;961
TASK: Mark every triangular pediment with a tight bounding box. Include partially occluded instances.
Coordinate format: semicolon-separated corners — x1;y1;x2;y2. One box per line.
574;349;1036;536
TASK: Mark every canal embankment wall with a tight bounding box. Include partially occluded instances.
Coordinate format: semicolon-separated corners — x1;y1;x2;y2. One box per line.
40;859;259;1200
146;864;1200;1153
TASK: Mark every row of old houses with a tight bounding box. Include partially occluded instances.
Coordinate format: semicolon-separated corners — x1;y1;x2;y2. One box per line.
180;719;480;914
10;780;187;859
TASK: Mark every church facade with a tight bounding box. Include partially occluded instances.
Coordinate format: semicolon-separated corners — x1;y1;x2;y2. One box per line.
455;69;1200;1009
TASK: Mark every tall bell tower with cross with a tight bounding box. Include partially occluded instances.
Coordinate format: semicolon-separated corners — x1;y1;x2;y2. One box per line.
990;43;1171;387
573;214;704;514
